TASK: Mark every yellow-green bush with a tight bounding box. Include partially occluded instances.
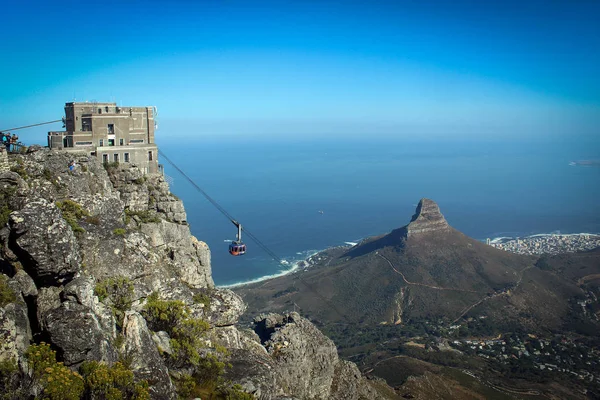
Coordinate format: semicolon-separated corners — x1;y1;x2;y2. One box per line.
143;292;216;369
0;275;16;307
192;292;211;308
56;199;90;233
80;361;149;400
142;292;187;333
24;342;84;400
124;209;160;224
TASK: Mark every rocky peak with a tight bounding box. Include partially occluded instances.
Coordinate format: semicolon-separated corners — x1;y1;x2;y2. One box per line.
406;198;450;237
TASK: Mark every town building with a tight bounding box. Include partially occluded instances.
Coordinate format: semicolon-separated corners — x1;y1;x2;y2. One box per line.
47;102;159;174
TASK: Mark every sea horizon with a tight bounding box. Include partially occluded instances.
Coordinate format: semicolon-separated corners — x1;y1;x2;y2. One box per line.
154;133;599;287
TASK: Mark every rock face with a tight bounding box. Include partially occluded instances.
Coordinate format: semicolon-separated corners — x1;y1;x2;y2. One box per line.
0;148;386;399
227;313;383;399
406;198;450;237
9;198;81;285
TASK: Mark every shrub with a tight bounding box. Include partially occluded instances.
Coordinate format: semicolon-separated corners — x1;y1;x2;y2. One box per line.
0;274;16;307
192;292;211;308
0;185;15;226
80;361;150;400
143;292;187;333
84;215;101;225
56;200;90;233
95;277;135;327
124;209;160;225
9;159;28;180
143;292;213;369
113;228;127;236
103;161;120;172
217;384;254;400
170;318;211;366
24;342;84;400
0;357;25;399
133;177;147;185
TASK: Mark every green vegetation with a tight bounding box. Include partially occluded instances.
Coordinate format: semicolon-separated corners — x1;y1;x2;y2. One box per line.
133;176;147;185
142;292;233;398
25;342;84;400
0;357;25;400
143;292;215;367
84;215;101;225
0;275;16;307
0;183;17;227
23;343;149;400
103;161;120;172
173;374;252;400
95;277;135;327
9;159;27;180
56;199;90;233
192;292;211;308
79;361;150;400
124;209;161;224
113;228;127;236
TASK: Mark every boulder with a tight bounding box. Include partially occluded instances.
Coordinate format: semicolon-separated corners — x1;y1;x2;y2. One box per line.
122;311;176;399
9;198;81;285
44;301;115;366
202;289;246;327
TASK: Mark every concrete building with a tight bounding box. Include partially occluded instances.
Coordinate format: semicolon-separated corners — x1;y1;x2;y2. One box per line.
48;102;159;174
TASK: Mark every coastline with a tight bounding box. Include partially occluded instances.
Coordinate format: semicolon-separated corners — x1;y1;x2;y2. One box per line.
218;248;331;289
220;231;600;289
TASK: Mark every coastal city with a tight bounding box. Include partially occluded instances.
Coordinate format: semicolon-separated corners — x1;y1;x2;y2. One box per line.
487;234;600;255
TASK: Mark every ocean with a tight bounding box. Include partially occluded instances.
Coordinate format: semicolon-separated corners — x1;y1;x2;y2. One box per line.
156;134;600;287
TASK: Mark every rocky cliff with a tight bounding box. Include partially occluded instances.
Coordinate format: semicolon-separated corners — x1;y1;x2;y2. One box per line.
0;147;389;399
406;198;450;237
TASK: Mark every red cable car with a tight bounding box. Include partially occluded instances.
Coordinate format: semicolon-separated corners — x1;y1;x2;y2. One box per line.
229;221;246;256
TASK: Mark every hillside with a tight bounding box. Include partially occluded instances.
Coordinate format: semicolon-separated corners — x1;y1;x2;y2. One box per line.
0;146;394;399
236;199;600;399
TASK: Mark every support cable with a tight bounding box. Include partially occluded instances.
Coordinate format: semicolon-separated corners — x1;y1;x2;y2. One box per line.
158;149;356;323
0;119;62;132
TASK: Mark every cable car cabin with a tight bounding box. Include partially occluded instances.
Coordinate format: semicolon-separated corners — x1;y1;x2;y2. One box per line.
229;242;246;256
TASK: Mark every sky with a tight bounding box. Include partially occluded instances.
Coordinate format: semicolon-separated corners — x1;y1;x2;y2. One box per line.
1;0;599;139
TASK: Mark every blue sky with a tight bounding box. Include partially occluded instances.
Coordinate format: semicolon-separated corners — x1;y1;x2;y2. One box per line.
1;0;599;139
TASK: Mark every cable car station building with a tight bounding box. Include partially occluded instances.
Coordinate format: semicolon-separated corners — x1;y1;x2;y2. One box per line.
48;102;159;174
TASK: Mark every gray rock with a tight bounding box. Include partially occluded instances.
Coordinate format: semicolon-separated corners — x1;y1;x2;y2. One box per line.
151;331;173;355
0;290;31;363
9;198;81;285
44;301;116;366
248;312;383;400
11;270;37;297
203;289;246;327
122;311;176;399
406;198;450;237
37;286;62;329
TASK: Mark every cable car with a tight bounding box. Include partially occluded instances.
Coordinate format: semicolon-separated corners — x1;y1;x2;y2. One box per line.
229;221;246;256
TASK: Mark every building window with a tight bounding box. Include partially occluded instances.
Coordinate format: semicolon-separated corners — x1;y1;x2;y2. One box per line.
98;108;102;114
108;139;115;146
148;151;153;161
102;154;108;163
124;153;130;162
82;119;91;131
99;139;104;146
108;124;114;134
130;139;144;144
119;138;124;146
105;106;109;113
113;153;119;162
75;141;93;146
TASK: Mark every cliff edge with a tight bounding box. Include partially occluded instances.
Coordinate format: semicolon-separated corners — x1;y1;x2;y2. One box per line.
0;147;391;399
